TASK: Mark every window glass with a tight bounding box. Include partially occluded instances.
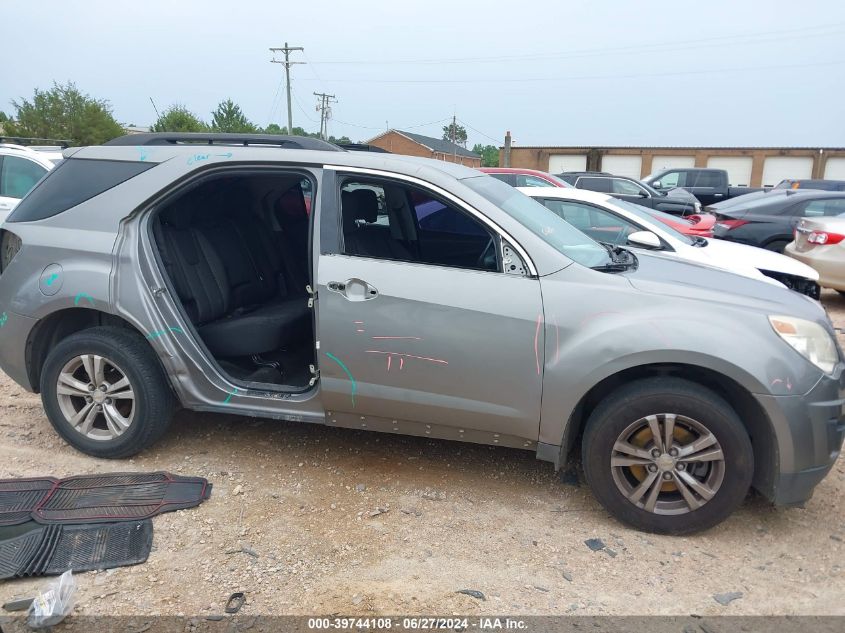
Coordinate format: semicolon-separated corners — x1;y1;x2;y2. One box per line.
462;175;611;269
0;156;47;199
487;172;516;186
541;199;591;231
692;171;721;188
801;198;845;217
576;177;612;193
516;174;555;188
340;179;497;271
611;179;645;195
654;171;682;188
7;158;154;222
539;198;640;245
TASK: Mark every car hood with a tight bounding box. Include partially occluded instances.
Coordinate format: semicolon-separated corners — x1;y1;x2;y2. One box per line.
698;238;819;280
664;187;698;203
623;252;825;321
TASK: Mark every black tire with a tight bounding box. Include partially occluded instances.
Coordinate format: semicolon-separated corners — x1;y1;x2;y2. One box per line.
40;326;176;459
581;377;753;535
764;240;789;253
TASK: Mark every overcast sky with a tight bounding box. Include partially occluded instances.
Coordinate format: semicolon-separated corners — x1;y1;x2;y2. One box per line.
4;0;844;148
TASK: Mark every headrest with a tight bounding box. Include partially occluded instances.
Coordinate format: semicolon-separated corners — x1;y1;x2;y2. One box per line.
342;189;379;232
276;185;308;220
161;198;194;229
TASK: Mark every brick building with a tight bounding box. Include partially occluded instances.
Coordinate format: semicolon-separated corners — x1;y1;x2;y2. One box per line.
368;129;481;167
502;145;845;188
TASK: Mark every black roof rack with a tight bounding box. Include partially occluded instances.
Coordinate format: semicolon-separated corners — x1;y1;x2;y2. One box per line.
337;143;390;153
104;132;343;151
0;136;72;148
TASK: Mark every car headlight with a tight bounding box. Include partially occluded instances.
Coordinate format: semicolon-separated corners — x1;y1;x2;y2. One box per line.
769;315;838;374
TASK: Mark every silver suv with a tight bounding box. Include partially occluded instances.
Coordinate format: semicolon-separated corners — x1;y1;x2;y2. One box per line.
0;133;842;534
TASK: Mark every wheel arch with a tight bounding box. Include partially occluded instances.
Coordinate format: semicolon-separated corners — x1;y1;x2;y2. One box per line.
558;362;777;499
26;308;162;395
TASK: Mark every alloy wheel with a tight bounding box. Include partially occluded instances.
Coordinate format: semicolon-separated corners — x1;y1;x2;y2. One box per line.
610;413;725;515
55;354;136;441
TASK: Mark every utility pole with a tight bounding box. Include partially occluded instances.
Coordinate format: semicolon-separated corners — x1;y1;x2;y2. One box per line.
313;92;337;140
451;114;457;163
503;130;512;167
269;43;304;134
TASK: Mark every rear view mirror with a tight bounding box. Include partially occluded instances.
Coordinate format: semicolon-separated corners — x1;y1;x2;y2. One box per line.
627;230;661;249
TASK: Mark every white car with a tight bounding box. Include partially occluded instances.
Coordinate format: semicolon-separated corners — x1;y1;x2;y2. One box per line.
518;186;820;297
0;144;58;221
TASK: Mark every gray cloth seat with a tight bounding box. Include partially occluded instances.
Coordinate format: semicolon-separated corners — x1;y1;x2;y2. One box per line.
342;189;412;260
154;203;310;359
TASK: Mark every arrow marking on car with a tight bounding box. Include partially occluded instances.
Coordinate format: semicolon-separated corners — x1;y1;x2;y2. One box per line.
73;292;95;307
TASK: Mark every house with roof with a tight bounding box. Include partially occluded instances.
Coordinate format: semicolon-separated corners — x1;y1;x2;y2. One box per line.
367;129;481;168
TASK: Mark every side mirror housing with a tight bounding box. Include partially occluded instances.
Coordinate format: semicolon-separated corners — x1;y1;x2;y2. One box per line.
627;230;662;249
652;180;662;189
638;191;649;198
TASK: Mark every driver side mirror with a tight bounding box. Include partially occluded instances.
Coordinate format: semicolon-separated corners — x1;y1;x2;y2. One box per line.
652;181;662;189
638;191;649;198
627;230;661;249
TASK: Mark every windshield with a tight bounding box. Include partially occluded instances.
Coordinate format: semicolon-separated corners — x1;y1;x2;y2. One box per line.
462;175;611;268
608;199;695;245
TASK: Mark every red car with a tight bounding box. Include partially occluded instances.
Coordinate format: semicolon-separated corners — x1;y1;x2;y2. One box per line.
645;208;717;238
479;167;573;188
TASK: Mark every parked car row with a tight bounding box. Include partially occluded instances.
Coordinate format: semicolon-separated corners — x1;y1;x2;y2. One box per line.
0;134;842;537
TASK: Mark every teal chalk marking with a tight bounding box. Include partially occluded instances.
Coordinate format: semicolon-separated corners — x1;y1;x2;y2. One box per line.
147;326;184;340
73;292;94;307
44;273;59;286
325;352;357;407
0;312;7;328
223;387;239;404
215;152;233;159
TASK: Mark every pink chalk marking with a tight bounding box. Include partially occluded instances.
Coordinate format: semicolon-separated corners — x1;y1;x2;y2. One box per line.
579;310;623;328
364;350;448;365
552;314;560;366
534;313;542;375
371;336;422;340
356;329;365;333
771;378;784;387
387;355;392;371
354;321;364;324
400;357;404;370
787;377;793;391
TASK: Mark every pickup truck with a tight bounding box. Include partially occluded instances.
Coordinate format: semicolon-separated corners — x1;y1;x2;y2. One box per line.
642;168;764;206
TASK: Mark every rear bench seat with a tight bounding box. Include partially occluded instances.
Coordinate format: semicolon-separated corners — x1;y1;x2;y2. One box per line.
154;201;310;359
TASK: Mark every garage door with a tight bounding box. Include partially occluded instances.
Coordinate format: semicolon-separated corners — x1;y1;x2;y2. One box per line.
650;156;696;172
824;158;845;180
707;156;753;186
600;155;642;179
761;157;813;187
548;154;587;174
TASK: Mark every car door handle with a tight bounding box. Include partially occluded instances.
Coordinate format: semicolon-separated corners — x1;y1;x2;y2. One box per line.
327;278;379;301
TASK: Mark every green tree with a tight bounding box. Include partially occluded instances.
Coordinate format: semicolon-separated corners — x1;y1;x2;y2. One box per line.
151;104;208;133
0;111;8;123
264;123;284;134
3;81;123;144
211;99;258;133
442;122;468;147
472;143;500;167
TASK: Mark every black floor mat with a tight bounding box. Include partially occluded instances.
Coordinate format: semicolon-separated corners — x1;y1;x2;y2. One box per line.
0;520;152;580
0;472;211;526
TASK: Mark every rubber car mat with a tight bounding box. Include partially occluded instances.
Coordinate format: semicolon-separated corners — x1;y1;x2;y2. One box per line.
0;478;57;527
0;472;211;526
0;520;152;580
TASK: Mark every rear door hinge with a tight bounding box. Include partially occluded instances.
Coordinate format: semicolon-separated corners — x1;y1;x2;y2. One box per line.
308;364;319;387
306;284;316;308
151;286;167;296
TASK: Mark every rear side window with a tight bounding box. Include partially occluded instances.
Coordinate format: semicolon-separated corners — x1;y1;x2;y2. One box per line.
0;156;48;199
7;158;154;222
577;177;612;193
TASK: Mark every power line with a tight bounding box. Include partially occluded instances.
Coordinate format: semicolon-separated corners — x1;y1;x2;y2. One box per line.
457;119;501;145
295;59;844;85
305;22;845;66
269;43;305;133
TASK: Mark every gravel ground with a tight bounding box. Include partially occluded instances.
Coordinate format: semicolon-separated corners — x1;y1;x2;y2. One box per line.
0;292;843;618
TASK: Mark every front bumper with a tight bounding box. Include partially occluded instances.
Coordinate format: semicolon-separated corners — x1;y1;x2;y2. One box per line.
755;368;845;505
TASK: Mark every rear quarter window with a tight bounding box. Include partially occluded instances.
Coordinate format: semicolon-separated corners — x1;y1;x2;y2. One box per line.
6;158;154;222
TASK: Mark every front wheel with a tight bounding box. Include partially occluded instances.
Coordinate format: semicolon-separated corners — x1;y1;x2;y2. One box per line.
765;240;789;253
40;326;176;459
582;377;753;534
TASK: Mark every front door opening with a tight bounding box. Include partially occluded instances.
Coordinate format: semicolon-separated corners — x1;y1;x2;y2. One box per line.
151;171;315;390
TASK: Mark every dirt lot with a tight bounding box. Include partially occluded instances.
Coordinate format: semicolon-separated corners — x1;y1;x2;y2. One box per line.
0;294;844;618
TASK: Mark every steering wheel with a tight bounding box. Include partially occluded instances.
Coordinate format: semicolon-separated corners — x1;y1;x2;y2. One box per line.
476;237;496;270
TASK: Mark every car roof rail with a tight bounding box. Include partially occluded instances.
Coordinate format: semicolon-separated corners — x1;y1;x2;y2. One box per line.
104;132;343;151
336;143;390;153
0;136;72;148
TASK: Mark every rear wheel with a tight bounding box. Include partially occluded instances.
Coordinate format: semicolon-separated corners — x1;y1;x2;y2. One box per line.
582;377;753;534
764;240;789;253
40;327;176;459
